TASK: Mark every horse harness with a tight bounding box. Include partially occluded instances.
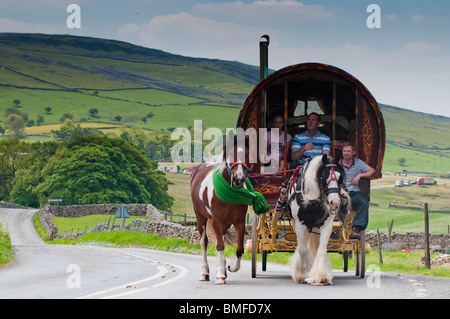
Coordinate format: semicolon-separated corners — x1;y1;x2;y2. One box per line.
277;158;348;232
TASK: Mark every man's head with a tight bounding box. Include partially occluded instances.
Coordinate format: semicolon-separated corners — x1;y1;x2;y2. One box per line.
306;112;321;132
341;141;356;160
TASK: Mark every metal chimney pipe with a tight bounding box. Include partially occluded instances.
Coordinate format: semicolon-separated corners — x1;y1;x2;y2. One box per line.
259;35;270;81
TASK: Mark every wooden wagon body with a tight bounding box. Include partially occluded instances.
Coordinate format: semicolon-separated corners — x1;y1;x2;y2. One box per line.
236;62;386;278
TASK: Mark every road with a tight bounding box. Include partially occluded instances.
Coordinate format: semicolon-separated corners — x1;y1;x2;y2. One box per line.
1;208;449;300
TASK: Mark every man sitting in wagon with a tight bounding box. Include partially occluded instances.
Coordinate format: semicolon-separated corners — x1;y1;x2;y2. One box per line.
289;112;331;170
340;141;375;239
275;112;331;212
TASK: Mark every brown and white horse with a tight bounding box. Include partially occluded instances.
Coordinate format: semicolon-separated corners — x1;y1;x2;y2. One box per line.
289;154;349;285
190;132;249;284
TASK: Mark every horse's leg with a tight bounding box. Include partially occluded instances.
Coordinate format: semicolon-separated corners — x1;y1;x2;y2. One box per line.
197;217;210;281
212;218;227;284
291;218;313;283
307;230;320;260
199;224;210;281
228;220;245;273
306;214;334;285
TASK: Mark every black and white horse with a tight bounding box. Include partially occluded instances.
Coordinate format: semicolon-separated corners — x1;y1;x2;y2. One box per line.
289;154;349;285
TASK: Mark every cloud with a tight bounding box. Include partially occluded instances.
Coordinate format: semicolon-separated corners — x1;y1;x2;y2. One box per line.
402;41;442;54
117;12;271;60
384;14;398;21
193;0;333;25
0;0;93;11
411;14;425;22
0;17;66;34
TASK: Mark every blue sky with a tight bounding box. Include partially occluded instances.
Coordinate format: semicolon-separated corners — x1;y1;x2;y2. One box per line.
1;0;449;117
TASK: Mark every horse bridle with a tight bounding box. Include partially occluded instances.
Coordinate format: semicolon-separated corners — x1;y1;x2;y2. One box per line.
322;164;340;195
226;162;251;186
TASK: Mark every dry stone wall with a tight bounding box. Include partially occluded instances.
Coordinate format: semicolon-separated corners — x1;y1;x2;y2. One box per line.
38;204;449;251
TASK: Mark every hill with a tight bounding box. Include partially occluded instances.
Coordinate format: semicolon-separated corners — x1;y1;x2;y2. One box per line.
1;33;450;173
0;33;257;131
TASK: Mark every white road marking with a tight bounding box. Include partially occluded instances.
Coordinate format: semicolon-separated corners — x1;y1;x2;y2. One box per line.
76;249;189;299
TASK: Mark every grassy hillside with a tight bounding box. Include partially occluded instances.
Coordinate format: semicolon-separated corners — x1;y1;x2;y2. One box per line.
0;33;255;132
380;104;450;158
1;33;450;175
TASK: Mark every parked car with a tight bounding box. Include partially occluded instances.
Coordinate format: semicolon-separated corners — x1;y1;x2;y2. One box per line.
403;179;410;186
395;180;404;187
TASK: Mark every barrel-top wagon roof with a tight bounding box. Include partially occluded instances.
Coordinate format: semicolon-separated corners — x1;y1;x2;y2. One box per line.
237;62;386;179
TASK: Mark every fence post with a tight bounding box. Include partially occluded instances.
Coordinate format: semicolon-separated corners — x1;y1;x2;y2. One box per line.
377;229;383;264
424;203;431;269
387;219;394;242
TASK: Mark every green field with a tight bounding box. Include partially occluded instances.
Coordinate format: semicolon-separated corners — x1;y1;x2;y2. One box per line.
382;142;450;174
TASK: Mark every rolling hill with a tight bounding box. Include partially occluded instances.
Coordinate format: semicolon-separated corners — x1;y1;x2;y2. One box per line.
1;33;449;173
0;33;258;131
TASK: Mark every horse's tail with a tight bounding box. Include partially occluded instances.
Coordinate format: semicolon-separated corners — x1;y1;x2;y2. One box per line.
206;219;235;247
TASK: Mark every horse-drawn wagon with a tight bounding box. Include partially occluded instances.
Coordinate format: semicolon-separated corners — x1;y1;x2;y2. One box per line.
238;36;386;281
190;36;385;285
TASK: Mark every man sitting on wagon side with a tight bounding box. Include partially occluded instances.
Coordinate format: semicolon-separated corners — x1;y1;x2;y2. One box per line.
289;112;331;170
340;142;375;239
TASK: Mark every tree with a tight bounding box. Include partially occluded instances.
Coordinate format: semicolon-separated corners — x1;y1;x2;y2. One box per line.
60;112;75;123
0;125;5;136
88;108;99;118
4;106;23;118
397;157;406;166
10;141;58;207
51;120;103;141
45;107;52;114
12;100;21;108
36;115;44;126
3;114;25;137
0;138;31;201
15;136;174;210
114;115;122;123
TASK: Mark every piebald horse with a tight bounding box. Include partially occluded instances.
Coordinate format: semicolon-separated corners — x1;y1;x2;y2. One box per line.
190;132;249;284
289;154;349;285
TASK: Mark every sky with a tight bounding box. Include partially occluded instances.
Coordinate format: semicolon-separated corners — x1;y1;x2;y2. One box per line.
1;0;449;117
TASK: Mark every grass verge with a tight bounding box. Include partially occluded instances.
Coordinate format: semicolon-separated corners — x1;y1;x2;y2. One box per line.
35;213;449;277
0;219;13;267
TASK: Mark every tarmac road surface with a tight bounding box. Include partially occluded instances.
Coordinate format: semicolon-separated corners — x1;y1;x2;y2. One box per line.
1;208;449;299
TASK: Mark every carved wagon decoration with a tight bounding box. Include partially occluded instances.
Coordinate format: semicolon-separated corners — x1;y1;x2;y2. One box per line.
238;36;386;279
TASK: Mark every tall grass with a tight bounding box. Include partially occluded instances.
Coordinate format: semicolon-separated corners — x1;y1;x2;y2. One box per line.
0;219;13;267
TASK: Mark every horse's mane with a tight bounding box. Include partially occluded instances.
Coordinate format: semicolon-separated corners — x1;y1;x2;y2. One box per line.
301;156;324;203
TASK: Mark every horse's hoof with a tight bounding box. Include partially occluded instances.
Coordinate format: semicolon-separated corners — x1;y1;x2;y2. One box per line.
215;278;226;285
199;275;210;281
306;277;332;286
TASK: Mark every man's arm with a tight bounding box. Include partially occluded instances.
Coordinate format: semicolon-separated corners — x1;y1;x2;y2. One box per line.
291;142;313;161
351;166;375;186
291;148;305;161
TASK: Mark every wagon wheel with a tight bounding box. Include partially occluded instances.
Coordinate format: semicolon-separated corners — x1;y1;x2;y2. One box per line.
355;231;366;278
360;231;366;278
251;215;258;278
342;251;349;272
